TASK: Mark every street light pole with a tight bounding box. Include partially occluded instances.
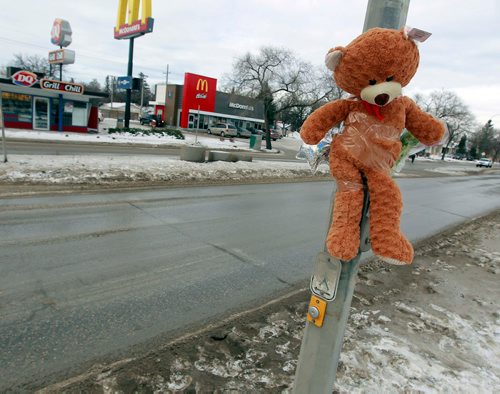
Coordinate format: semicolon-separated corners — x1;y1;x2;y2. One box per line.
293;2;410;393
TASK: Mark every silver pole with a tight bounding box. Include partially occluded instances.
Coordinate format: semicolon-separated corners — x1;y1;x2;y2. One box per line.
0;89;7;163
195;105;200;144
293;2;410;392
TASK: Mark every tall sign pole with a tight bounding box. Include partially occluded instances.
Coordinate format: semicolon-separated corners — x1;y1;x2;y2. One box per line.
49;18;75;132
114;0;154;128
124;37;135;128
0;89;7;163
293;1;410;393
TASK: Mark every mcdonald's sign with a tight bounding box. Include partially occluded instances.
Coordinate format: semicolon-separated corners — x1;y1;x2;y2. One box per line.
180;73;217;128
196;78;209;93
114;0;154;40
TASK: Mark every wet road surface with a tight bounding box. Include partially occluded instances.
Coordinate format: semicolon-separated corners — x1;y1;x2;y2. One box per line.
1;175;499;390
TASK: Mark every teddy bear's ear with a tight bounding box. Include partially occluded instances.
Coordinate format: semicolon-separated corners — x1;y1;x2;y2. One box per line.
325;47;344;71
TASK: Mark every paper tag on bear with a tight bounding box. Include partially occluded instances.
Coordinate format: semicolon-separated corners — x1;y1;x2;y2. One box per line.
405;26;432;42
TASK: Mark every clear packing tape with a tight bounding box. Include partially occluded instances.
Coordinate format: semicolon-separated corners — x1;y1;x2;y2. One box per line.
297;111;448;176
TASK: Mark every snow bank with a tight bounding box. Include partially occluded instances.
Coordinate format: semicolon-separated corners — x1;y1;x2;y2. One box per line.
0;154;329;185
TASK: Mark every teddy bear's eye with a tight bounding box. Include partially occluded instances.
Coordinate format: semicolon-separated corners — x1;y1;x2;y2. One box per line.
369;80;377;85
386;76;394;82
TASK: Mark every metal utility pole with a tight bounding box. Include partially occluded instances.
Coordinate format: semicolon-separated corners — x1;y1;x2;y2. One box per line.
124;37;135;128
0;89;7;163
140;73;148;114
293;2;410;393
163;65;169;125
363;0;410;32
109;76;115;109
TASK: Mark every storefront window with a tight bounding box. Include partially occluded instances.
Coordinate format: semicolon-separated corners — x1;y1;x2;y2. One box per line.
62;100;88;127
1;92;32;124
72;101;88;126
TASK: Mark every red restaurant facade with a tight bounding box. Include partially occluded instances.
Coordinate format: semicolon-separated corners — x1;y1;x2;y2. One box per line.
152;72;265;131
0;68;106;133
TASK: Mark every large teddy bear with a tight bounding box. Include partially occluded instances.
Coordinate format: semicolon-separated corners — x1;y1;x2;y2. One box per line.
300;28;445;265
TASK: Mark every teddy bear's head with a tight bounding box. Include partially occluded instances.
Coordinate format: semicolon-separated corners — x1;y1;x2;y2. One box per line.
325;28;419;107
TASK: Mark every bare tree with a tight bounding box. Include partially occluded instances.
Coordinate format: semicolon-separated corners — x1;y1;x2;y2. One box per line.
10;53;58;78
80;78;102;92
223;47;339;149
278;67;345;131
414;90;476;160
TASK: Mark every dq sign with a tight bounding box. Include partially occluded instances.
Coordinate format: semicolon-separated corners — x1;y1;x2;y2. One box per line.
51;18;73;47
11;70;38;87
114;0;154;39
180;73;217;128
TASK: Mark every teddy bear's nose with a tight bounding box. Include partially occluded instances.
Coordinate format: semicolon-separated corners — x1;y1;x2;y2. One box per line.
375;93;390;106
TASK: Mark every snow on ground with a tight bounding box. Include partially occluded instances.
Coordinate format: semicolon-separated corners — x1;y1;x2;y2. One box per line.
0;154;328;185
0;126;491;185
4;127;256;151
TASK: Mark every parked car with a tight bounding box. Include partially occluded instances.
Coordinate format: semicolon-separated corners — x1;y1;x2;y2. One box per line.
207;123;237;137
264;129;280;141
140;113;156;125
476;158;493;168
236;126;252;138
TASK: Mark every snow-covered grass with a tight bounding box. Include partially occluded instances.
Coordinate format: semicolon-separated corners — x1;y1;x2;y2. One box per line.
0;154;329;185
4;127;257;151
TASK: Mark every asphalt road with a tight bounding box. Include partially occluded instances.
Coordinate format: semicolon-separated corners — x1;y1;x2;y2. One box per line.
1;175;500;390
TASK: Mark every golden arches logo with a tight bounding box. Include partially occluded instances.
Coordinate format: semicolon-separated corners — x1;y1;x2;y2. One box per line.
115;0;152;30
196;79;209;92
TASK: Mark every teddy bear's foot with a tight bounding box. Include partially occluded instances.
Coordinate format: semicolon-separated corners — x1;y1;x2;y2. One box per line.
373;234;414;265
378;256;410;265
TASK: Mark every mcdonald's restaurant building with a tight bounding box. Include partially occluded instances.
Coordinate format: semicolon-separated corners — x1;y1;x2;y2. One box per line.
152;72;265;131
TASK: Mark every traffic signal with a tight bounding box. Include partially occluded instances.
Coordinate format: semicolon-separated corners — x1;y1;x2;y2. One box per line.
132;77;142;90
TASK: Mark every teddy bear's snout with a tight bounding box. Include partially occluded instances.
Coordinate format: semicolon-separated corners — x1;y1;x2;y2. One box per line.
375;93;390;106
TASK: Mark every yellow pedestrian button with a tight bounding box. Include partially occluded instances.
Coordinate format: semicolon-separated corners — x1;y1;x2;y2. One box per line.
307;295;327;327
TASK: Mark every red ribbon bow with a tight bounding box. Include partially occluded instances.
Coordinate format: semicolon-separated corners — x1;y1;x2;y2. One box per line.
362;100;384;121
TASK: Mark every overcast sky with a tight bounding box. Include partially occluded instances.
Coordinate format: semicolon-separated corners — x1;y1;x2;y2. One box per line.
0;0;499;125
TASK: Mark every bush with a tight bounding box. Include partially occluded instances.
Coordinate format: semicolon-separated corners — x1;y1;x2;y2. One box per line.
107;127;185;140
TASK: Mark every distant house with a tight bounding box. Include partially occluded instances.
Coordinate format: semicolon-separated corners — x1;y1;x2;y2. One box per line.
100;102;141;120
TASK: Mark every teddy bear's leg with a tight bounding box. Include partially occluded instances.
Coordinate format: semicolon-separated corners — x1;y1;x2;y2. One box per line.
327;155;364;261
364;169;414;265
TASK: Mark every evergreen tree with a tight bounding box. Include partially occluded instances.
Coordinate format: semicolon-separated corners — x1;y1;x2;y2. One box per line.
456;135;467;156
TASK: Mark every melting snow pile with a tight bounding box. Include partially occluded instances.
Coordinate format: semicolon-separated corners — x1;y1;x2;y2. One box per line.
0;155;329;185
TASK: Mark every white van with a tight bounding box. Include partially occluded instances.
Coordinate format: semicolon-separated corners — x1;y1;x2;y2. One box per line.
207;123;237;137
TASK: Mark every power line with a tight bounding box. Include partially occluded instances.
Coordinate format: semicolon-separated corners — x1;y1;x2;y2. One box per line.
0;35;183;78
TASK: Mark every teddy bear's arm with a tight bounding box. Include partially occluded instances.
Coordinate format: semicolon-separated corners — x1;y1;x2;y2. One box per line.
300;99;352;145
404;97;446;146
